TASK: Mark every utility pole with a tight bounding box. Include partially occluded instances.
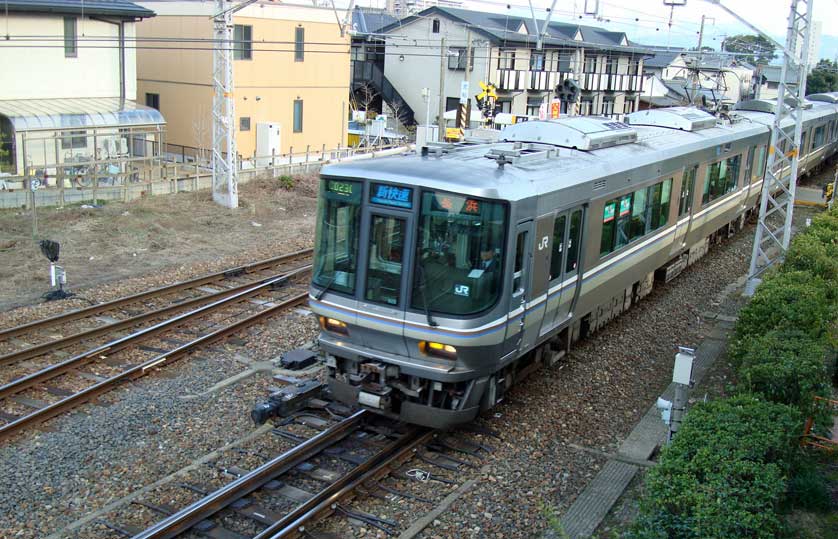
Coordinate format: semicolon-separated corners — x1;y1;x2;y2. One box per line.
438;36;447;141
745;0;813;294
211;0;257;209
697;14;706;51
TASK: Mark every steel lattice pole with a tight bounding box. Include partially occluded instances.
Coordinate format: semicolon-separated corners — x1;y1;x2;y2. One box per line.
745;0;812;295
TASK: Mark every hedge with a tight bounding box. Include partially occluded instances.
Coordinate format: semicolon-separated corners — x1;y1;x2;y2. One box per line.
734;329;831;412
630;205;838;538
629;396;801;539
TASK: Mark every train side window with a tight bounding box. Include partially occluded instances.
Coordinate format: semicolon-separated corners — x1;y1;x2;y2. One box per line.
614;194;632;250
549;215;566;281
703;155;740;205
629;187;647;240
600;201;616;256
513;231;528;293
566;209;582;274
679;166;697;217
814;125;826;149
754;145;767;182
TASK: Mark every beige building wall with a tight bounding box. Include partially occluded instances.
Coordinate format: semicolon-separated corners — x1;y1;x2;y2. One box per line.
0;14;132;100
136;2;349;157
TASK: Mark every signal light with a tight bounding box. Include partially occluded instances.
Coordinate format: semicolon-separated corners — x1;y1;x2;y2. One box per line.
320;316;348;335
420;341;457;360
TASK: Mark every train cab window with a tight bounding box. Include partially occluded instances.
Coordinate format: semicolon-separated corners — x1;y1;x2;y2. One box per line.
549;215;566;281
566;209;582;274
702;154;740;205
313;179;362;295
412;191;507;316
679;166;697;217
365;215;405;306
600;201;616;256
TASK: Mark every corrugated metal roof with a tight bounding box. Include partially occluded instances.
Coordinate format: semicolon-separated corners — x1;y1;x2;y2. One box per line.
0;98;165;132
1;1;154;19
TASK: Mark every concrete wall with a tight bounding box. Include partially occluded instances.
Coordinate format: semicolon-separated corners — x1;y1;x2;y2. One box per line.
0;14;133;100
136;1;350;156
383;15;490;126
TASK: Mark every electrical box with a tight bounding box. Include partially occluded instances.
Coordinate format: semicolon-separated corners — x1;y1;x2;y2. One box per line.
256;122;281;167
673;347;695;386
416;125;439;149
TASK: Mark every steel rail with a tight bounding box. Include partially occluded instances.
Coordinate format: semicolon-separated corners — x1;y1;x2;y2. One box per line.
0;290;309;441
131;410;372;539
0;247;313;341
0;262;312;367
257;427;432;539
0;267;310;402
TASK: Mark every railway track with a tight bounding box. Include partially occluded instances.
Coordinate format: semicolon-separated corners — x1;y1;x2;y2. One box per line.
0;248;313;362
0;254;314;441
91;404;495;539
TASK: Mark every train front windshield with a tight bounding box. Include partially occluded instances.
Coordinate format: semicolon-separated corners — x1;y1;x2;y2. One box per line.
412;191;506;316
312;179;362;295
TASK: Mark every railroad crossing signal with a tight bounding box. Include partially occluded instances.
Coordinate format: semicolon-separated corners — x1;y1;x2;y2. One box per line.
475;82;499;123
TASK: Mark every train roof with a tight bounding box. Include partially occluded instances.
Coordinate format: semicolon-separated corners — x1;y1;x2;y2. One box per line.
321;103;837;202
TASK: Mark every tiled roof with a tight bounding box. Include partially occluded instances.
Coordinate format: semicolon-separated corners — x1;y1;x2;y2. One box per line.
0;0;154;18
380;6;653;53
352;7;398;35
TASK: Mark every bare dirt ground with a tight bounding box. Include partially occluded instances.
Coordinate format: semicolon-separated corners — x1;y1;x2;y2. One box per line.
0;174;319;313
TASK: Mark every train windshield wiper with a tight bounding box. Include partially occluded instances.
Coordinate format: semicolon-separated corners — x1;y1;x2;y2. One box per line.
416;259;438;327
315;273;337;300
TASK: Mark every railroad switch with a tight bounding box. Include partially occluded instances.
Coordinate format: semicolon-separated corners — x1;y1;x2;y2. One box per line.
251;380;324;425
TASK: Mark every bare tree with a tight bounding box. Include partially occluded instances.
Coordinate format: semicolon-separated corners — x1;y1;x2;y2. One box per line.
192;106;211;167
355;82;379;120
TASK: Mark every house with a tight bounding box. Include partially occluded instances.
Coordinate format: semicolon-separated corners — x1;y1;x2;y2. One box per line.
757;65;802;101
642;48;756;107
375;6;652;128
135;1;350;160
0;0;164;180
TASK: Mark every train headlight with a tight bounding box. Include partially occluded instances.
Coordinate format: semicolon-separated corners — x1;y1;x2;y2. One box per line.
320;316;348;335
420;341;457;360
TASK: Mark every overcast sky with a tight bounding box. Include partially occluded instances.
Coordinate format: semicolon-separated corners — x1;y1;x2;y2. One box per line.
354;0;838;60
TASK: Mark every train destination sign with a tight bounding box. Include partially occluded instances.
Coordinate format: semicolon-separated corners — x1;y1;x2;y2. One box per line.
325;180;361;203
370;183;413;208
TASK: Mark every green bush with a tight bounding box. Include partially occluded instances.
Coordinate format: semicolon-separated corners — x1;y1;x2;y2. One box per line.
734;329;831;411
783;232;838;281
732;270;835;345
630;396;801;539
784;457;831;512
278;175;295;190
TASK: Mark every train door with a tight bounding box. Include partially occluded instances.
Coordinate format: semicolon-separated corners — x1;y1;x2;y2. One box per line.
504;221;534;355
355;209;412;357
554;207;583;324
529;214;553;338
670;165;697;256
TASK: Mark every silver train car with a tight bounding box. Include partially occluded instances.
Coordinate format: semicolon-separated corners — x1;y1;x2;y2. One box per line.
308;97;838;429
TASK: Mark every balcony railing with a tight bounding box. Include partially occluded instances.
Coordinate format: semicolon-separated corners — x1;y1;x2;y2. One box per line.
494;69;644;93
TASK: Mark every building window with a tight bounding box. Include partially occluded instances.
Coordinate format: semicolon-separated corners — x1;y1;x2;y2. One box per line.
627;59;639;76
145;93;160;110
498;99;512;114
498;49;515;70
558;52;571;72
526;96;542;116
233;25;252;60
64;17;77;57
623;98;634;114
579;95;593;115
432;19;440;33
240;117;251;131
606;58;618;74
448;48;473;70
584;55;595;73
293;99;303;132
295;26;304;62
530;52;544;71
61;130;86;150
445;97;460;113
601;96;615;116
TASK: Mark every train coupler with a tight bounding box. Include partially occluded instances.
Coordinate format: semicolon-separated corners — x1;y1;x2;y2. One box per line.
251;379;324;425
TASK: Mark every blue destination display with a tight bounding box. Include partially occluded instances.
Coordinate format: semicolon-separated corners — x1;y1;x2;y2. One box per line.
370;183;412;208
